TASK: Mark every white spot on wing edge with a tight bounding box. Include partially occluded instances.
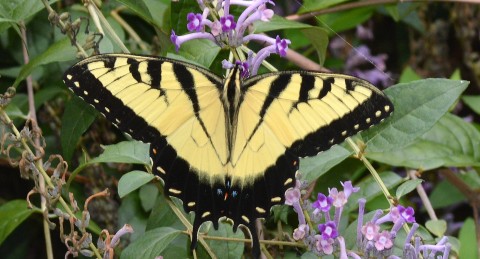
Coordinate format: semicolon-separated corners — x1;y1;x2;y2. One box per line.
242;215;250;223
271;197;281;203
255;207;266;214
66;74;73;80
201;211;211;218
169;188;181;194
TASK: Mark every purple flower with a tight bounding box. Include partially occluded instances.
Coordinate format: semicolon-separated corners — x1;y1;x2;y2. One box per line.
341;181;359;199
293;224;308;240
318;221;338;240
170;30;179;52
170;30;215;52
187;13;203;32
398;205;416;223
220;14;236;32
329;188;347;208
284;188;300;206
236;61;250;78
361;222;380;241
312;193;333;213
374;230;393;251
315;235;335;255
275;36;290;57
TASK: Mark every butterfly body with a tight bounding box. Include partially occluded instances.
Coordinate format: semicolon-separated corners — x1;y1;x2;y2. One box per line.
63;54;393;256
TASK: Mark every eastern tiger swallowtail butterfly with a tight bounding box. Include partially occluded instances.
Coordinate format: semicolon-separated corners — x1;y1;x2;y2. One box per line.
63;53;393;257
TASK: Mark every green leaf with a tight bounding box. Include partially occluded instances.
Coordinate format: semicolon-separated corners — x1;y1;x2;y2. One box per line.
120;227;182;259
459;218;478;259
167;39;220;68
116;0;170;29
0;0;49;33
146;194;184;230
463;95;480;115
90;140;150;165
395;179;423;199
428;170;480;209
13;37;78;88
364;79;469;153
317;7;374;34
254;15;311;32
367;113;480;169
139;183;159;212
0;200;35;245
425;219;447;237
208;222;244;257
118;171;155;198
299;0;349;13
61;97;97;162
301;27;329;65
300;145;352;182
398;66;421;83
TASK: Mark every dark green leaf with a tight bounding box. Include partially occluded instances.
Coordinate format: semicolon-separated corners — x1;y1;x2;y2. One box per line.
139;183;159;212
317;7;374;34
0;0;49;33
367;113;480;169
118;171;155;198
207;222;244;257
61;97;97;162
120;227;182;259
463;95;480;115
167;39;220;68
398;66;421;83
118;192;149;242
13;37;78;88
395;179;423;199
146;194;184;231
0;200;35;245
459;218;478;259
116;0;170;29
425;219;447;237
90;140;150;165
364;79;469;153
300;145;352;182
254;15;311;32
299;0;349;13
301;27;329;65
428;170;480;209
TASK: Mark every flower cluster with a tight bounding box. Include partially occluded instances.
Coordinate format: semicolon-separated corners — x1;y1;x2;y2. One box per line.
170;0;290;76
286;181;451;258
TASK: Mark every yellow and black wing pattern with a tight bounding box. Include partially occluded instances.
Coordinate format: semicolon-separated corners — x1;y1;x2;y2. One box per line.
63;54;393;256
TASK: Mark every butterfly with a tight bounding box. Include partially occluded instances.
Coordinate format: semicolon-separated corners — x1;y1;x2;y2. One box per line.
63;53;393;257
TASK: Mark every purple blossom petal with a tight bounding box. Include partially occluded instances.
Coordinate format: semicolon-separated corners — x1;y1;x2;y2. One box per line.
329;188;347;208
187;13;203;32
170;30;180;52
220;14;236;32
315;235;335;255
361;222;380;241
293;224;308;240
374;230;393;251
398;205;416;223
275;35;290;57
284;188;300;206
341;181;359;199
312;193;333;212
318;221;338;239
